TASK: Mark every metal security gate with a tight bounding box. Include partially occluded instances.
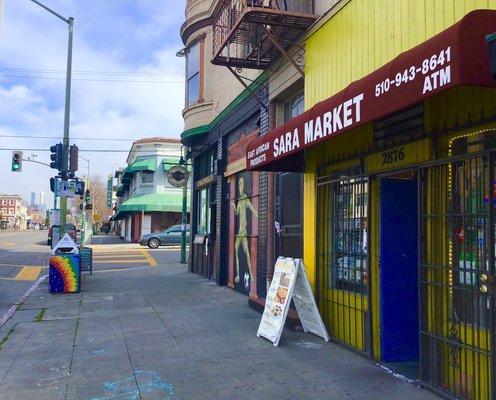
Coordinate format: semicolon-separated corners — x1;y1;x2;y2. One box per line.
317;172;371;355
419;152;495;399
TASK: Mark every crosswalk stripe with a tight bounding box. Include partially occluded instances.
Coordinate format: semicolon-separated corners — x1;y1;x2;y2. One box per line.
140;249;157;267
14;266;42;281
93;254;144;259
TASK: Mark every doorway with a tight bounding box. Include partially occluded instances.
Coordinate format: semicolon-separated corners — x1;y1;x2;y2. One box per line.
275;172;303;259
379;172;420;377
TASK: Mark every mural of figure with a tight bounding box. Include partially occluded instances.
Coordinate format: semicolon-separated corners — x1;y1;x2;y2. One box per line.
232;177;258;284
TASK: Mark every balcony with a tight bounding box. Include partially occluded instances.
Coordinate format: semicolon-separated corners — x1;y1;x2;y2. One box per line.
212;0;317;69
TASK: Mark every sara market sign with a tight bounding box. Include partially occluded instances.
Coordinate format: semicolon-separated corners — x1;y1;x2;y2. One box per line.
247;10;496;171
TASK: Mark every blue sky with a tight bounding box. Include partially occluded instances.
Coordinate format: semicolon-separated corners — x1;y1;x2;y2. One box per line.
0;0;185;205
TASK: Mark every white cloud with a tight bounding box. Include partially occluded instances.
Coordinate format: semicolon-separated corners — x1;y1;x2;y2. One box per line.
0;1;186;204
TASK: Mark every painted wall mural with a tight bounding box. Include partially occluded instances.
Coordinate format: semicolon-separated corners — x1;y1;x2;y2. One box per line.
49;254;81;293
226;130;260;297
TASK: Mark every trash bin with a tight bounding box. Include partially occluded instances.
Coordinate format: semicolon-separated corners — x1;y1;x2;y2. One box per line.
49;233;81;294
79;247;93;275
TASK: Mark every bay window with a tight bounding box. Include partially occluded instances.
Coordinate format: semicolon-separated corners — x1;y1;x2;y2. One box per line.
186;40;203;106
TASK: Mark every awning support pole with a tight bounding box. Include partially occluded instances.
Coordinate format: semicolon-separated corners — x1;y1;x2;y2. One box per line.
226;66;268;110
262;26;305;78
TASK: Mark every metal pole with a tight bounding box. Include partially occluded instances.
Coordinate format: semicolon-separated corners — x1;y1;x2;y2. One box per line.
26;1;73;240
28;0;69;23
58;17;74;237
180;180;188;264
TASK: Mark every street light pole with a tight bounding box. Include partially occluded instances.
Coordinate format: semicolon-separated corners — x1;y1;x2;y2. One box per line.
79;155;90;244
179;146;190;264
27;0;74;237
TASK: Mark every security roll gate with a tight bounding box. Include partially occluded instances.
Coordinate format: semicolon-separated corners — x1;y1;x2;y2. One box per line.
317;172;370;354
419;152;495;400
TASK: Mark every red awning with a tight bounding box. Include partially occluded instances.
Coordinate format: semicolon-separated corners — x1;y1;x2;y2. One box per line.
246;9;496;171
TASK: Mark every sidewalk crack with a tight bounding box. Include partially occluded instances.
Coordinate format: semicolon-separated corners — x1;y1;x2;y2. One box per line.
117;306;144;400
63;297;82;400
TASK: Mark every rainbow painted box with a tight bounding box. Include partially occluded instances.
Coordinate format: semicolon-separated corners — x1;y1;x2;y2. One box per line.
49;254;81;294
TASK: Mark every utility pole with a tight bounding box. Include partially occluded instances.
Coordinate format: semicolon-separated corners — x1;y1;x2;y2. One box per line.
28;0;74;237
180;178;188;264
179;146;190;264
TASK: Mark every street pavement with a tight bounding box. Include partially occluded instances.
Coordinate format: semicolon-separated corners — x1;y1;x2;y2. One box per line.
0;234;438;400
0;230;49;319
0;232;178;320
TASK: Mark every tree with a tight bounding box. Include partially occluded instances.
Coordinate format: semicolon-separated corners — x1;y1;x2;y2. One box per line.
70;174;111;226
89;175;112;224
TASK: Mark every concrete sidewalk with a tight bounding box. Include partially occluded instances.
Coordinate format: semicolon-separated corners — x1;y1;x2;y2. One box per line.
0;260;438;400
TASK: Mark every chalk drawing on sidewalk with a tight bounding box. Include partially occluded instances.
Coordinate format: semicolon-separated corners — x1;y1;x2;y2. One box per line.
89;370;174;400
36;366;70;387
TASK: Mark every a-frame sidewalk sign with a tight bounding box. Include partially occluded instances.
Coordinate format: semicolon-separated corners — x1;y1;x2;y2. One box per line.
257;257;329;346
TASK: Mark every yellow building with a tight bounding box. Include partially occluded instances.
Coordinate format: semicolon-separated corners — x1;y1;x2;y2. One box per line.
246;3;496;399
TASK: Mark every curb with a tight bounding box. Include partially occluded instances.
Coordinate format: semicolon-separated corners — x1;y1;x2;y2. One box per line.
0;274;48;330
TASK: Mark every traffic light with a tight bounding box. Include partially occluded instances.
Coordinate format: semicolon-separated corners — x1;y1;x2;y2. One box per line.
50;143;63;170
11;151;22;172
84;189;91;203
69;145;79;172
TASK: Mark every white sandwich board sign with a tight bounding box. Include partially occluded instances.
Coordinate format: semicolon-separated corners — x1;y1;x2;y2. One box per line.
257;257;329;346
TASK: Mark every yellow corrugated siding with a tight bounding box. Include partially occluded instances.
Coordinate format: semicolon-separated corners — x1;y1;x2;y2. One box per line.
305;0;496;109
303;0;496;287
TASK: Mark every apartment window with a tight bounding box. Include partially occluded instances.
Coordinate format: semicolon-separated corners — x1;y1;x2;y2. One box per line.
9;200;14;206
283;91;304;123
141;171;154;184
1;200;6;206
186;40;202;106
1;208;6;215
8;208;14;215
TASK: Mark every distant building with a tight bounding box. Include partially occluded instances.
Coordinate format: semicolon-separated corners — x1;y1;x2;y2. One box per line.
0;194;23;229
30;191;45;206
113;137;190;243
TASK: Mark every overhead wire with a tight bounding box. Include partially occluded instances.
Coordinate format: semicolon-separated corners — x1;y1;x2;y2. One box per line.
0;66;183;76
0;134;136;141
0;74;184;83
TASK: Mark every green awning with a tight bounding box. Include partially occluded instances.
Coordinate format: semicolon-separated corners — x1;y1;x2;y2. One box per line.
126;157;157;173
110;211;126;221
163;157;180;171
117;193;187;213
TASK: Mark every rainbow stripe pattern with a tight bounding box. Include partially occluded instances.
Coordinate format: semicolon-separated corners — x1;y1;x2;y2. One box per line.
49;254;81;294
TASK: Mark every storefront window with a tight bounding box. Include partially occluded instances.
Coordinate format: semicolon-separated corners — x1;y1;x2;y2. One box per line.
186;41;201;106
450;156;490;328
197;188;209;235
329;176;368;294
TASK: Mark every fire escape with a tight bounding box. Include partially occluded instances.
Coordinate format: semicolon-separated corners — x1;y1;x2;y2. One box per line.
212;0;318;107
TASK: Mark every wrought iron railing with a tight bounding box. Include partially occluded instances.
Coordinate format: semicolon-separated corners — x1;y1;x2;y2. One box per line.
212;0;315;64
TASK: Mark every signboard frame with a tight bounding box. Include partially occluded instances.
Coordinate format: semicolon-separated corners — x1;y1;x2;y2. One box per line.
257;257;329;346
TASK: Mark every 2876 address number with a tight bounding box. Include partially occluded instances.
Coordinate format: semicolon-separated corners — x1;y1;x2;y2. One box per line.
382;147;405;165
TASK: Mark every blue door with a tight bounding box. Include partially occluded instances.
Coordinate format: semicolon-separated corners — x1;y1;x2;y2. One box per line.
380;177;419;363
